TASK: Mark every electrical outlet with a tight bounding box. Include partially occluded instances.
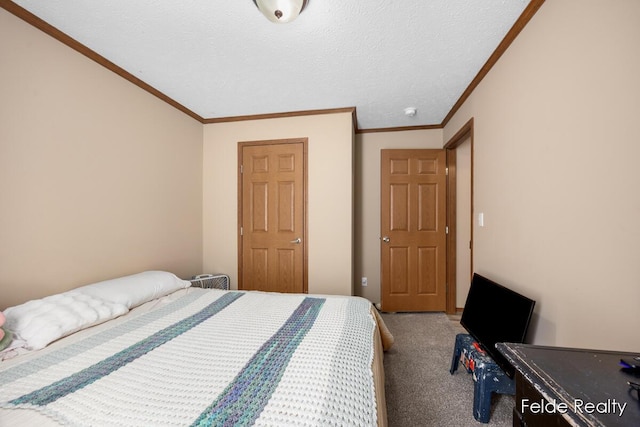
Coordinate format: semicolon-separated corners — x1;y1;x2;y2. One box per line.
361;277;368;287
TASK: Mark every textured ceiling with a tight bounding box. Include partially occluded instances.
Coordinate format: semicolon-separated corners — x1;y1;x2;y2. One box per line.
12;0;531;130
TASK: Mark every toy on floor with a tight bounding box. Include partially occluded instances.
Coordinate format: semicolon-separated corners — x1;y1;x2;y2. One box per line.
0;311;12;351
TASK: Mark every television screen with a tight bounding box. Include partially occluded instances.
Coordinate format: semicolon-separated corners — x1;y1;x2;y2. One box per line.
460;273;535;377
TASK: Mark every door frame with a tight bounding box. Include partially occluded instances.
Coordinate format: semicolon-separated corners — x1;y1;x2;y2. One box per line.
237;138;309;292
444;117;474;314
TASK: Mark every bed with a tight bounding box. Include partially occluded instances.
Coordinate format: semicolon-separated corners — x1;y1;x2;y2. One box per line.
0;271;393;426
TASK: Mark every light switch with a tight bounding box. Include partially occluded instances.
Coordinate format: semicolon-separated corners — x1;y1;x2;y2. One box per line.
478;212;484;227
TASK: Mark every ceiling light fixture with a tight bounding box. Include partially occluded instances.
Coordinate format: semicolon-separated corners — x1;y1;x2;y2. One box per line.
404;107;417;117
253;0;309;23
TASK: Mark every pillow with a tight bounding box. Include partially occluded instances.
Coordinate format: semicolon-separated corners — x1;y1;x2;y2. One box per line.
3;292;129;350
75;271;191;309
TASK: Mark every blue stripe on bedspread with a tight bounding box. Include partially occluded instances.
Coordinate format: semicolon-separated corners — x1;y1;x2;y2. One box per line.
191;297;326;427
10;292;244;406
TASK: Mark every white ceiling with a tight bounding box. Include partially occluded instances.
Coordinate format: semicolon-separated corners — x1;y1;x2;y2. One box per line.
13;0;531;130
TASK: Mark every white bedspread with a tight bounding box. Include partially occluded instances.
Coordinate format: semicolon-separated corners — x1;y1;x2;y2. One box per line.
0;289;378;426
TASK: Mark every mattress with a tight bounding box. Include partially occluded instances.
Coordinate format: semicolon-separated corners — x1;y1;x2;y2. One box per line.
0;288;390;426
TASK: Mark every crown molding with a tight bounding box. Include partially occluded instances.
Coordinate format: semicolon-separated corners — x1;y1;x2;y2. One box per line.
203;107;355;124
0;0;205;123
2;0;546;132
441;0;546;127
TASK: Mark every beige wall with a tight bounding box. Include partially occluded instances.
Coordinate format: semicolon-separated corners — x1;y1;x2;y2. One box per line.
444;0;640;352
0;9;203;309
5;0;639;354
354;130;443;304
202;113;354;295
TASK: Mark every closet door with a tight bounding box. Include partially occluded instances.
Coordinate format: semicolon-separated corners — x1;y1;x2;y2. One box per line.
239;139;307;293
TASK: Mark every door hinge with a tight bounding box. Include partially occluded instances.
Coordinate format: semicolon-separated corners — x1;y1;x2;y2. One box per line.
445;167;449;176
240;164;243;174
240;226;243;236
445;226;449;234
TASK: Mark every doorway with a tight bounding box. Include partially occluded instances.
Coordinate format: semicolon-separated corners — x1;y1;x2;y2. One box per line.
445;118;474;313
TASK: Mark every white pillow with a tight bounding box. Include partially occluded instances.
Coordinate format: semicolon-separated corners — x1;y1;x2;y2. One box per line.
75;271;191;309
4;292;129;350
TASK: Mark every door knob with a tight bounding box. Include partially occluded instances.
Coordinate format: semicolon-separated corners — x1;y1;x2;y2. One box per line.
290;237;302;244
382;236;390;243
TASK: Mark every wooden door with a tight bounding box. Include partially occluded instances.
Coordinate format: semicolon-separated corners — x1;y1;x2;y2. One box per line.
381;149;447;311
239;140;307;293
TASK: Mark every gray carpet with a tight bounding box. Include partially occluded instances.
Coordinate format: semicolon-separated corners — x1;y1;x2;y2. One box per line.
381;312;513;427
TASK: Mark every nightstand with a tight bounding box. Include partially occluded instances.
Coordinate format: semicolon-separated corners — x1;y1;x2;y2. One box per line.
189;274;230;290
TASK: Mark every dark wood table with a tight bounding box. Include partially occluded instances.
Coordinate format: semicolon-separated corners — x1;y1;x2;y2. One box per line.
497;343;640;427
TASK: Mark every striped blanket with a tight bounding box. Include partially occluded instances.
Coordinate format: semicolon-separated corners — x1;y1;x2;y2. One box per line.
0;289;378;426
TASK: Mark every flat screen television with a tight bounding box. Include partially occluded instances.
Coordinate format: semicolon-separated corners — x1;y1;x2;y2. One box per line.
460;273;536;378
